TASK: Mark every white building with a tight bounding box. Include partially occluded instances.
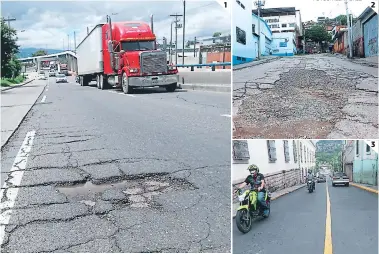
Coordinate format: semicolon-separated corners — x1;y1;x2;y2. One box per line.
253;7;303;55
232;140;316;192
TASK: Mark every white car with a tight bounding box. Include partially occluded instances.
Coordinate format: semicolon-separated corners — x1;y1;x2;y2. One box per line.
55;74;67;83
38;74;47;80
332;172;349;187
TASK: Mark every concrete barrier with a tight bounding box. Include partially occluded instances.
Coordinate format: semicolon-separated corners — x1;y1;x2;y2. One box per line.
178;70;231;92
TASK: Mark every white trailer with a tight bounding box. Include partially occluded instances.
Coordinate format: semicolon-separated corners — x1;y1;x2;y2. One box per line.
76;24;104;86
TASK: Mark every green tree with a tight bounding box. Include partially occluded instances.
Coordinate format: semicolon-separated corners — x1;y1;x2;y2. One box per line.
32;50;48;57
1;20;20;78
305;25;332;43
213;32;222;37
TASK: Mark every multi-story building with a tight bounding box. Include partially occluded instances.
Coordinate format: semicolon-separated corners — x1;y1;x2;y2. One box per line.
353;140;378;186
356;7;378;58
232;0;272;64
253;7;303;55
342;140;355;181
232;140;316;192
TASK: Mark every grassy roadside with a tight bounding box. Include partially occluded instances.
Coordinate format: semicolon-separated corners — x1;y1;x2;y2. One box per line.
1;75;27;87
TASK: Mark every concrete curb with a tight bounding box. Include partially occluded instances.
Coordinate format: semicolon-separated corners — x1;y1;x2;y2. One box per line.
1;81;46;150
233;57;281;71
1;78;35;92
232;184;306;218
181;83;230;92
350;182;378;194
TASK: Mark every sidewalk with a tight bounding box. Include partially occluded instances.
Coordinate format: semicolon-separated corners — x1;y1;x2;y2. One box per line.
233;56;280;71
350;182;378;194
332;53;378;68
1;72;37;92
232;184;306;217
1;78;46;148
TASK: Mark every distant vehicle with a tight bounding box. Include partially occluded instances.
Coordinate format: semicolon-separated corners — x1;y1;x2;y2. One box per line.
332;172;349;187
38;74;47;80
317;175;326;183
55;74;68;83
49;70;56;77
76;17;178;93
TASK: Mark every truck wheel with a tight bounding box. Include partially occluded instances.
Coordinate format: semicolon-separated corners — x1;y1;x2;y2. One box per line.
122;73;132;94
99;74;106;90
96;75;100;89
80;76;84;86
166;83;177;92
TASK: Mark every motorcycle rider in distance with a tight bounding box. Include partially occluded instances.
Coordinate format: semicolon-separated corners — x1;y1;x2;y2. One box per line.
305;169;315;190
235;164;269;216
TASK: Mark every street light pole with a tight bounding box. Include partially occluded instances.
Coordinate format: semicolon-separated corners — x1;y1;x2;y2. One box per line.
254;0;265;60
170;21;173;64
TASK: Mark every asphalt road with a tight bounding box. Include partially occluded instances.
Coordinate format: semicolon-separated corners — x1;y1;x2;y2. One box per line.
1;76;231;252
233;180;378;254
233;54;378;139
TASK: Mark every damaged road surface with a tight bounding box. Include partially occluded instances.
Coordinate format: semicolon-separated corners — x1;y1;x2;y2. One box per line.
233;54;378;139
0;77;231;253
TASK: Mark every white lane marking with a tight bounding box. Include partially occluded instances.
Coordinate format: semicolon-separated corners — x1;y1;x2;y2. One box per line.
107;91;136;97
0;130;36;245
41;95;46;103
221;114;231;117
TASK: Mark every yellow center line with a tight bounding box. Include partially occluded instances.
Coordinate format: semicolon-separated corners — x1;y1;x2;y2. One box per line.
324;182;333;254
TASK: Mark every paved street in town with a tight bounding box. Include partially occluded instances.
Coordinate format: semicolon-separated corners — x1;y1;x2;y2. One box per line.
1;75;231;252
233;181;378;254
233;54;378;139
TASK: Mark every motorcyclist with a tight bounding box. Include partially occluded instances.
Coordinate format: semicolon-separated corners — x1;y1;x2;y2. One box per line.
306;169;315;190
235;164;269;216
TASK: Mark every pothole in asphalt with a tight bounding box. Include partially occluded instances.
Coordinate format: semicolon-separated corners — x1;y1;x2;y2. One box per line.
57;176;196;209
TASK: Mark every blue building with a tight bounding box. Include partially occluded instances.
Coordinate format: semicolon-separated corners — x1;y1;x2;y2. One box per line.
271;32;297;56
353;140;378;186
232;0;272;65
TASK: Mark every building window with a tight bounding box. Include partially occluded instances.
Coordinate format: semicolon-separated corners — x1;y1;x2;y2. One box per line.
293;141;298;163
283;140;290;162
282;24;287;28
271;24;280;28
356;140;359;156
289;23;295;27
267;140;277;162
236;0;245;9
236;26;246;45
252;24;256;34
232;140;250;164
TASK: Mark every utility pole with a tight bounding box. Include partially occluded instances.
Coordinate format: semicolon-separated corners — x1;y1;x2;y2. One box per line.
182;0;186;65
344;0;353;58
170;21;173;64
4;16;16;28
74;31;77;53
170;13;183;65
254;0;265;60
193;36;197;57
67;34;70;51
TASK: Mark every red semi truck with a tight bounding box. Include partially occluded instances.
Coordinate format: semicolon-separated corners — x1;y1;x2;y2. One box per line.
76;16;178;93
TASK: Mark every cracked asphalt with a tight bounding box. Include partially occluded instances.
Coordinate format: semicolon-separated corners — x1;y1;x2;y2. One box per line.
0;76;231;252
233;54;378;139
233;181;378;254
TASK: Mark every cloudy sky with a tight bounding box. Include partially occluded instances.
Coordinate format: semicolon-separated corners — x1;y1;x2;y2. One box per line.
1;0;230;50
261;0;376;21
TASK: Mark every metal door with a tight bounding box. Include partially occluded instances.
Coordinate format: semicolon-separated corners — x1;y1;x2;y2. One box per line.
364;14;378;57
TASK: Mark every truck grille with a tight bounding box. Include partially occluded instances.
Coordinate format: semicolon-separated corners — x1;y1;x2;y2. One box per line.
140;51;167;74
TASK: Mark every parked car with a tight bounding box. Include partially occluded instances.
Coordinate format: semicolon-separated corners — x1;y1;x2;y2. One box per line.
55;74;68;83
332;172;349;187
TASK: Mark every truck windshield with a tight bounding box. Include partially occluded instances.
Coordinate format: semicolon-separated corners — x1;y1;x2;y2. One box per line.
121;41;155;51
